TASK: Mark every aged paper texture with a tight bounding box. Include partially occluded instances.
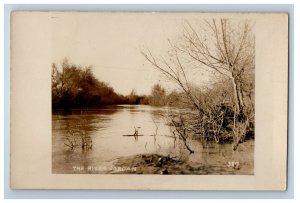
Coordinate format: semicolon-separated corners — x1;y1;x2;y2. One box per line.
10;12;288;190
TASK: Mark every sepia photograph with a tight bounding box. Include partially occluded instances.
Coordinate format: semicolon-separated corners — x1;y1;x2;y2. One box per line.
51;13;255;175
10;11;288;190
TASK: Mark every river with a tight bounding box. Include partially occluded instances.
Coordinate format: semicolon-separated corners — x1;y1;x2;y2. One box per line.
52;105;254;174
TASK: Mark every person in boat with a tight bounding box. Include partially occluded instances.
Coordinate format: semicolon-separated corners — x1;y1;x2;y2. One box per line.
133;127;140;136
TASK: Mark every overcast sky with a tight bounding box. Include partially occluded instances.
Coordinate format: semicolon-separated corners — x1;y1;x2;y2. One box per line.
51;13;212;95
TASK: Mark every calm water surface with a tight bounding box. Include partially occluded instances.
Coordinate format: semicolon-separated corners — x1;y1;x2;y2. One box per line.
52;105;254;174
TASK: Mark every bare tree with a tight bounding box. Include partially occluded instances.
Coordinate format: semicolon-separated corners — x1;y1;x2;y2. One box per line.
180;19;255;118
141;18;255;150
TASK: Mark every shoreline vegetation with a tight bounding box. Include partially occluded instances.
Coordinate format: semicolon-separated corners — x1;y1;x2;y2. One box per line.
52;19;254;174
52;59;173;109
52;58;254;148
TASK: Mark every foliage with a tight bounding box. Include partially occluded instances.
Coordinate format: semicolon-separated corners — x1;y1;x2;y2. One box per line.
52;59;125;109
52;59;154;109
148;84;167;106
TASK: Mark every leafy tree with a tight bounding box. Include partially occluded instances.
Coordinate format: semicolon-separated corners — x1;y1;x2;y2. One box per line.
149;84;167;106
52;59;124;109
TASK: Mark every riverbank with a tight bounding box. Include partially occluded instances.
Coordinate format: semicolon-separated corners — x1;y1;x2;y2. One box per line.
112;140;254;175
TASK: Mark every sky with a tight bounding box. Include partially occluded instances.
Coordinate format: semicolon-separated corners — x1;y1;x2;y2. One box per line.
51;12;213;95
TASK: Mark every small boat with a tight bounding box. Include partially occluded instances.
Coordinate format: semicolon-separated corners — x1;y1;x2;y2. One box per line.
122;134;144;137
123;127;143;137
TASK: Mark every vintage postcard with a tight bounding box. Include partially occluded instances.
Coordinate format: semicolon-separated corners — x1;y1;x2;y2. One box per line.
10;12;288;190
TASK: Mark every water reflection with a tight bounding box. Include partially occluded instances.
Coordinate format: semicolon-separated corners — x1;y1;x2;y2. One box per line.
52;105;253;174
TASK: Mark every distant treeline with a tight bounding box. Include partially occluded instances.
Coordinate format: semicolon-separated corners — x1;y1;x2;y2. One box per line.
51;59;171;109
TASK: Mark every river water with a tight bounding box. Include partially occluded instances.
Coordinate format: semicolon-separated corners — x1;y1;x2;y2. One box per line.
52;105;254;174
